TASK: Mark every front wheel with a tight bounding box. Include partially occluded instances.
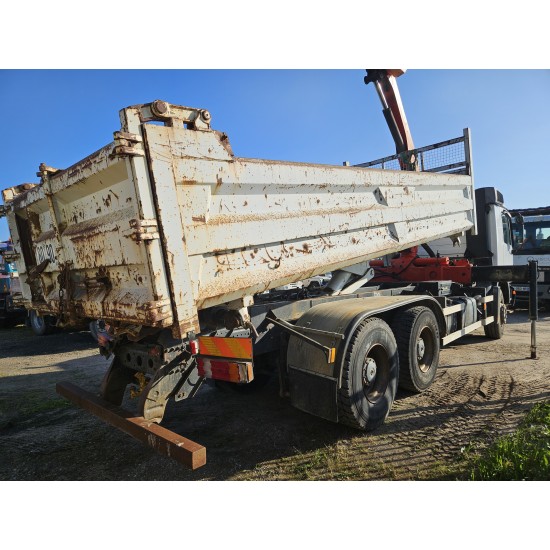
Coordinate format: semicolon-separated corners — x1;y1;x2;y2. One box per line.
484;287;506;339
338;317;399;431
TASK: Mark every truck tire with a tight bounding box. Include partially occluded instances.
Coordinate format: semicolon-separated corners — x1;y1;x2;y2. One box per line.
393;306;440;393
484;287;506;339
338;317;398;431
29;310;56;336
89;320;100;342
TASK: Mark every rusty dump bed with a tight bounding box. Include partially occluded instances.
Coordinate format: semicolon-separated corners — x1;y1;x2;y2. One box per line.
2;101;476;338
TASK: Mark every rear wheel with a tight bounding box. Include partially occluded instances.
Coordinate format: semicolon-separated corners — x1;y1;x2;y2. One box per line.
338;317;398;431
393;306;440;393
89;320;100;342
484;287;506;339
29;310;56;336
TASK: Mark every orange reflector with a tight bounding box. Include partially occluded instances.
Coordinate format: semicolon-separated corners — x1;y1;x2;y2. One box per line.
197;336;253;360
197;357;254;383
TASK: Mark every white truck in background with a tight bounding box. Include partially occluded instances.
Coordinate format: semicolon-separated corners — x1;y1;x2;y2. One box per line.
510;206;550;310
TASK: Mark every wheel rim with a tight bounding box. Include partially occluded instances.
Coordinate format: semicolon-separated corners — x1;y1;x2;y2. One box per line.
500;302;507;325
417;325;435;373
31;312;45;331
416;337;425;361
362;343;390;404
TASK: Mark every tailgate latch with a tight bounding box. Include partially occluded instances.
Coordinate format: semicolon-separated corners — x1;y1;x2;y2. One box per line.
127;219;160;242
111;131;145;158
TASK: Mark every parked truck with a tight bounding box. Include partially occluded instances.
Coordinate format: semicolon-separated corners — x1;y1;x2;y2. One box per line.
1;76;534;468
509;206;550;310
0;240;26;328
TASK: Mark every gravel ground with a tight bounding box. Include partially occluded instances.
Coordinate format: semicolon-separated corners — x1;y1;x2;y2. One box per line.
1;308;549;480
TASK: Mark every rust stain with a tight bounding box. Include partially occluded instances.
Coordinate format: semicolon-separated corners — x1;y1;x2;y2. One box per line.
27;210;42;240
34;229;56;243
62;207;134;238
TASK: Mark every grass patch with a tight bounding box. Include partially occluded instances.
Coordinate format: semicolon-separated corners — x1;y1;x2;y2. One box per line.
287;445;359;480
467;402;550;480
0;394;72;429
22;397;72;415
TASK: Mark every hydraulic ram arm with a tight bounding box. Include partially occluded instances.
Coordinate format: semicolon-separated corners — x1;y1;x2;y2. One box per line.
364;69;417;170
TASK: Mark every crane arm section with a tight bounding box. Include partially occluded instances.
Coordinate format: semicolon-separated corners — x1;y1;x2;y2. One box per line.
364;69;417;170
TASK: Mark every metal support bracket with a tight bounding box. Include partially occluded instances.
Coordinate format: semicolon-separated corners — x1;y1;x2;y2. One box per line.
138;352;204;422
120;100;212;133
265;310;342;363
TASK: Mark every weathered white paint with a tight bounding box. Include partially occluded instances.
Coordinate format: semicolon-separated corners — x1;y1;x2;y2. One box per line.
3;102;476;337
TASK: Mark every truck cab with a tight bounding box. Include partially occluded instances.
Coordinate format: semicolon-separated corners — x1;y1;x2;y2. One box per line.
465;187;514;267
510;207;550;309
418;187;514;267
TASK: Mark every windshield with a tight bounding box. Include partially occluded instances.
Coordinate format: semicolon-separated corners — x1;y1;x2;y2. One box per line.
512;217;550;255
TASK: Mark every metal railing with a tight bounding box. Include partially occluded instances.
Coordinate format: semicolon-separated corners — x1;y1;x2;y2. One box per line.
354;128;472;176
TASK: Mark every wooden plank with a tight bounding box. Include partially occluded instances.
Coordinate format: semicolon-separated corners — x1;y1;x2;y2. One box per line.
56;381;206;470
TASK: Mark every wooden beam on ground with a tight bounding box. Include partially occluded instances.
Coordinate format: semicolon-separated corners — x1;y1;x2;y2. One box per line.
56;381;206;470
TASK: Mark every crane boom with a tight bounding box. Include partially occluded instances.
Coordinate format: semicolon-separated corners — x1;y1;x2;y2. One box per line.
364;69;418;170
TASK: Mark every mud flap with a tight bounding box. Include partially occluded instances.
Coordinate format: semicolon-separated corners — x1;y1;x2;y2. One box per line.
288;366;338;422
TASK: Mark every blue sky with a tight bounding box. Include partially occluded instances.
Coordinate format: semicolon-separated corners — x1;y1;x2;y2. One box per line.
0;69;548;241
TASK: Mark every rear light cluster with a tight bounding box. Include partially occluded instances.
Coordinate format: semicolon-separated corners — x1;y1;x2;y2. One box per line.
196;357;254;384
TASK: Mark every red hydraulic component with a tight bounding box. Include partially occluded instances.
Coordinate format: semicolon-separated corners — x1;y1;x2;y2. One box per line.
370;247;473;285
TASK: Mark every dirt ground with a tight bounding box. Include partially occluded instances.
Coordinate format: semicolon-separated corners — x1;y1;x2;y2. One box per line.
1;308;549;481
